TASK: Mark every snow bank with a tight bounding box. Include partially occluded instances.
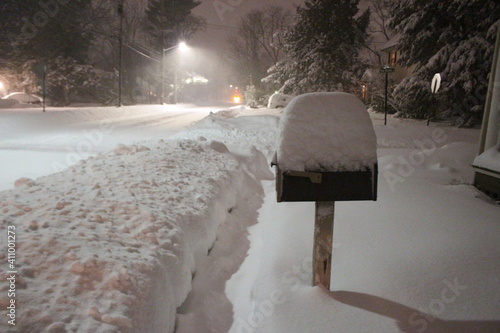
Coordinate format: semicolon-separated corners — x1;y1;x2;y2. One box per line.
0;136;270;333
276;92;377;172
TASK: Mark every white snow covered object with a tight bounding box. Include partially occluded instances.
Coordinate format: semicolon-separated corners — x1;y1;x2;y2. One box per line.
274;92;378;202
267;93;295;109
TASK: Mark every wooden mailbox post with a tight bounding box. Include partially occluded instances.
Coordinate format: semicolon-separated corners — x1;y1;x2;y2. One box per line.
273;92;378;290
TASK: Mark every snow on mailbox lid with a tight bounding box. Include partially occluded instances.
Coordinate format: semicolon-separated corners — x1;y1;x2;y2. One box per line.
276;92;377;172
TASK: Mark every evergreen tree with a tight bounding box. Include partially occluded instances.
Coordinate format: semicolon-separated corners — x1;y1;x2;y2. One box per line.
0;0;95;63
145;0;205;48
0;0;115;105
388;0;500;126
266;0;370;94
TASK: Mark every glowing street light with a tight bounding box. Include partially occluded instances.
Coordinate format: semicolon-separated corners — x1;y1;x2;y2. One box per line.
178;41;188;52
0;80;7;98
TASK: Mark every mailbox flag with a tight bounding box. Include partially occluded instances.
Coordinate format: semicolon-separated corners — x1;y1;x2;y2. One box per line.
431;73;441;94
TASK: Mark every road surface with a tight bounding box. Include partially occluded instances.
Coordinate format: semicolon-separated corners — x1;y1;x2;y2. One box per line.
0;104;232;190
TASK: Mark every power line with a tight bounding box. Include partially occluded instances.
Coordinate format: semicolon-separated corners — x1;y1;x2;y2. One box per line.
128;41;161;56
51;17;164;65
124;43;160;63
205;24;239;32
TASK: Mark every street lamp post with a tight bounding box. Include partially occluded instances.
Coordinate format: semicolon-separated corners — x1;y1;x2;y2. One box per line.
161;42;188;105
161;48;165;104
379;64;395;125
174;69;178;104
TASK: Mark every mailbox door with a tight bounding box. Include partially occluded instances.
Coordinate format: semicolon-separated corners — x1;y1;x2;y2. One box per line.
276;165;378;202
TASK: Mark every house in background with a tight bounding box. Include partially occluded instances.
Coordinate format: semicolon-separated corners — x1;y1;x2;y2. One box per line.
472;28;500;199
359;34;415;105
379;34;415;84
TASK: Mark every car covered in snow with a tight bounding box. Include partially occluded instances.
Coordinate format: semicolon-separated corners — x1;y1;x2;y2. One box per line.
267;93;294;109
2;92;43;104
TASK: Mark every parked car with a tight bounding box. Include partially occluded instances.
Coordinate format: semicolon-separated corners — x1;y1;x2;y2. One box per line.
267;93;294;109
2;92;43;104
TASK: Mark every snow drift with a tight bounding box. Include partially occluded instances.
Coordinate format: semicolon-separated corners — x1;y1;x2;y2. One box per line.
0;136;271;333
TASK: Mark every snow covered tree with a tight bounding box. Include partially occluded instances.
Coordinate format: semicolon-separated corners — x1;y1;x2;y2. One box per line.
0;0;95;63
227;6;292;90
388;0;500;126
16;57;117;106
0;0;121;105
266;0;370;94
364;0;393;65
360;0;397;111
145;0;205;49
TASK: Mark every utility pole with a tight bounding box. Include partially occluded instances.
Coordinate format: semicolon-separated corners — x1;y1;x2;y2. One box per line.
42;64;46;113
118;0;124;107
161;48;165;104
160;1;165;104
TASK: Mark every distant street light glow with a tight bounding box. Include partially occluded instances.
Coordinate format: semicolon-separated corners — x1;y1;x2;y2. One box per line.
0;81;5;97
179;41;188;52
163;41;189;53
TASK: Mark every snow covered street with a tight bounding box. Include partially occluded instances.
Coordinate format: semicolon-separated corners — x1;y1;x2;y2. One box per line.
0;104;232;191
0;105;499;332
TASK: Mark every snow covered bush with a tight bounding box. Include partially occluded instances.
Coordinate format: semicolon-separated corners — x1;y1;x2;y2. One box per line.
244;84;268;108
392;77;433;119
4;58;116;106
45;57;116;106
369;92;398;115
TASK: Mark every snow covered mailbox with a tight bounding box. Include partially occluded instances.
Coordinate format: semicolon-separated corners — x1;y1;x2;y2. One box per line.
274;92;378;202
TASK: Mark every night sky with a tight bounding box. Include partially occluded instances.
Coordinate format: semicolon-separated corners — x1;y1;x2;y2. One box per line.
192;0;305;50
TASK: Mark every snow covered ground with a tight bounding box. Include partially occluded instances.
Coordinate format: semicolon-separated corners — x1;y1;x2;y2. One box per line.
0;104;499;333
0;104;230;191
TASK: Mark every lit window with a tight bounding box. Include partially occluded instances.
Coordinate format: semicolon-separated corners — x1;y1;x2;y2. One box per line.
390;51;397;66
